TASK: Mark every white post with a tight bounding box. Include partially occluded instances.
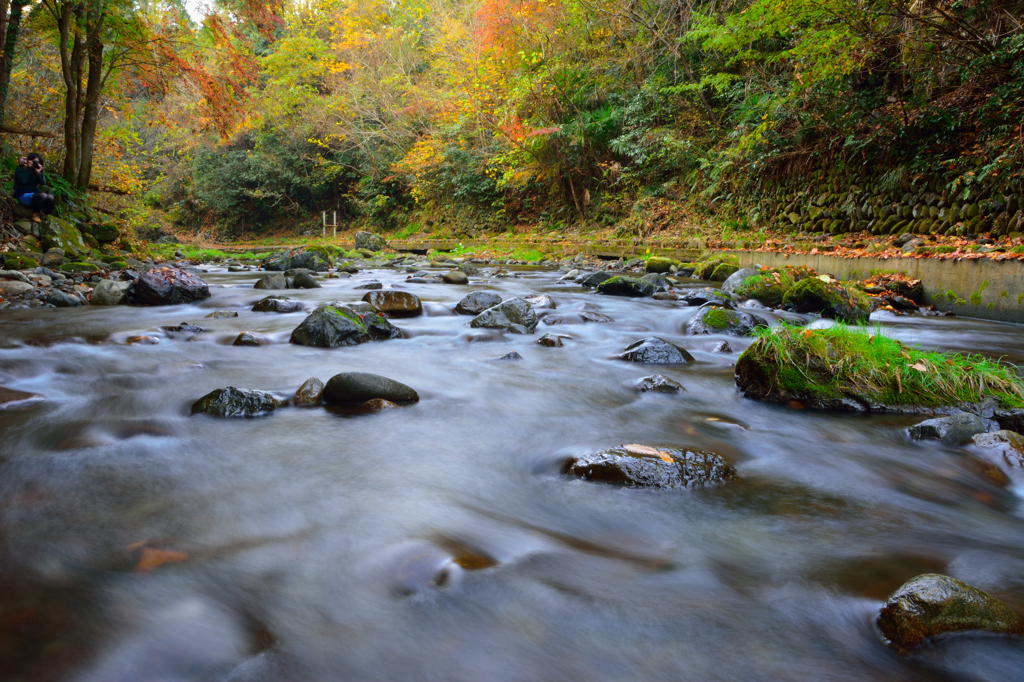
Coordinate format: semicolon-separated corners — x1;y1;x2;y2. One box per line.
322;211;326;237
333;211;337;238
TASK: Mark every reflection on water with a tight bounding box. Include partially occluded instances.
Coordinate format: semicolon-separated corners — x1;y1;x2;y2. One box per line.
1;262;1023;681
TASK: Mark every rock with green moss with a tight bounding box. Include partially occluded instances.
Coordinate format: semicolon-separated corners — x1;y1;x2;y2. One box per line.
39;218;89;258
709;263;739;281
782;276;870;323
82;223;120;243
596;276;656;297
692;253;739;280
1;254;39;270
261;248;330;272
645;257;680;274
19;236;41;253
687;305;768;336
191;387;282;418
60;262;101;274
734;270;795;306
877;574;1024;654
290;304;401;347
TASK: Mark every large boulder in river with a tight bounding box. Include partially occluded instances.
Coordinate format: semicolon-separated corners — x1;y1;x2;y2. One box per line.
126;266;211;305
190;387;282;417
562;444;735;489
90;279;130;305
618;337;694;364
877;573;1024;654
676;287;734;307
596;276;656;297
261;249;331;272
782;276;870;323
470;297;538;333
252;295;304;313
686;305;768;336
455;291;501;315
290;305;401;347
292;272;321;289
362;290;423;317
254;273;287;290
39;218;89;259
909;412;991;446
354;231;385;252
323;372;419;405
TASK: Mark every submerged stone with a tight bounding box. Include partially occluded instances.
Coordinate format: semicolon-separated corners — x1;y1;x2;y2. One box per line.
563;445;735;489
633;375;685;394
971;430;1024;466
877;573;1024;654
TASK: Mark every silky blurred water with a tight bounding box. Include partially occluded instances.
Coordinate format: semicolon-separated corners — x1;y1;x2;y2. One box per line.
1;262;1023;682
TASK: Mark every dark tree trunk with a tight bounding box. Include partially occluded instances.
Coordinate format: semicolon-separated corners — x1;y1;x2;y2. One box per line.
0;0;27;125
77;34;103;189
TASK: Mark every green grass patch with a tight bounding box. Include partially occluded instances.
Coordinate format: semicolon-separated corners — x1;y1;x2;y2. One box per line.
736;324;1024;409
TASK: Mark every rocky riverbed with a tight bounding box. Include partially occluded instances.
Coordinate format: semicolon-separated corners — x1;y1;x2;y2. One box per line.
1;253;1023;681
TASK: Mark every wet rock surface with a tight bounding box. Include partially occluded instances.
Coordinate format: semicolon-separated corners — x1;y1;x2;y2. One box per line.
971;430;1024;466
618;337;695;364
362;290;423;317
293;377;324;406
252;296;304;313
322;372;419;405
596;276;656;298
909;413;991;446
676;288;734;307
633;375;685;394
455;291;502;315
877;574;1024;653
563;445;736;489
127;267;211;305
470;298;538;333
190;387;282;417
290;305;401;347
686;305;768;336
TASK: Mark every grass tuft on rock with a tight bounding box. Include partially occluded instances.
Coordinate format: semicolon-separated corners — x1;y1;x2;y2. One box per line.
736;325;1024;409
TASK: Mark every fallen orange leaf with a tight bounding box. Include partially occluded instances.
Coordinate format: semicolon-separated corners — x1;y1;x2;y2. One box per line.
135;548;189;573
910;362;928;372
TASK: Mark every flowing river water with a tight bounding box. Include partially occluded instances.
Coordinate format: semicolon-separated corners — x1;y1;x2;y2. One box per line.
1;261;1024;682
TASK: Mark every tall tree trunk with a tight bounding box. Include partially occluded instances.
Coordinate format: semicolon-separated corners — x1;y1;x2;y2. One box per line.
0;0;26;125
62;23;84;181
77;35;103;190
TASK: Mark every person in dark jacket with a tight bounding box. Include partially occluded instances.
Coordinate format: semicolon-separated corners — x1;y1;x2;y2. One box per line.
13;153;56;223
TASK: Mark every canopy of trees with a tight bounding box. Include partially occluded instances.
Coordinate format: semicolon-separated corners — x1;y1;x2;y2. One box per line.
2;0;1022;236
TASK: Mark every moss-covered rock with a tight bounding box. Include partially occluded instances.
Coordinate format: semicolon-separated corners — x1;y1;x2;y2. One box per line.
39;218;89;258
709;263;739;281
1;254;39;270
692;253;739;280
782;276;870;323
596;276;656;297
82;223;120;243
734;269;795;306
59;262;102;274
877;574;1024;654
686;305;768;336
645;256;680;273
290;304;401;347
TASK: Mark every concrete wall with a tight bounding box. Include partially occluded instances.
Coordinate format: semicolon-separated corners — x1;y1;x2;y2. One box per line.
730;251;1024;324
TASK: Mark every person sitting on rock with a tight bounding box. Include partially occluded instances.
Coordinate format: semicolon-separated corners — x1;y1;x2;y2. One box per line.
13;153;56;223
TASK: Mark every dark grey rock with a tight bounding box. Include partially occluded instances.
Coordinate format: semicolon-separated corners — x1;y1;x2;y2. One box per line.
190;387;281;417
618;337;694;364
909;412;991;445
292;272;321;289
45;290;83;307
290;305;401;347
494;351;523;361
677;287;734;307
470;297;538;333
254;273;287;290
640;273;670;289
322;372;419;405
126;266;211;305
633;375;685;394
252;296;304;313
354;281;383;290
577;271;614;288
455;291;502;315
563;445;735;488
232;331;270;346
